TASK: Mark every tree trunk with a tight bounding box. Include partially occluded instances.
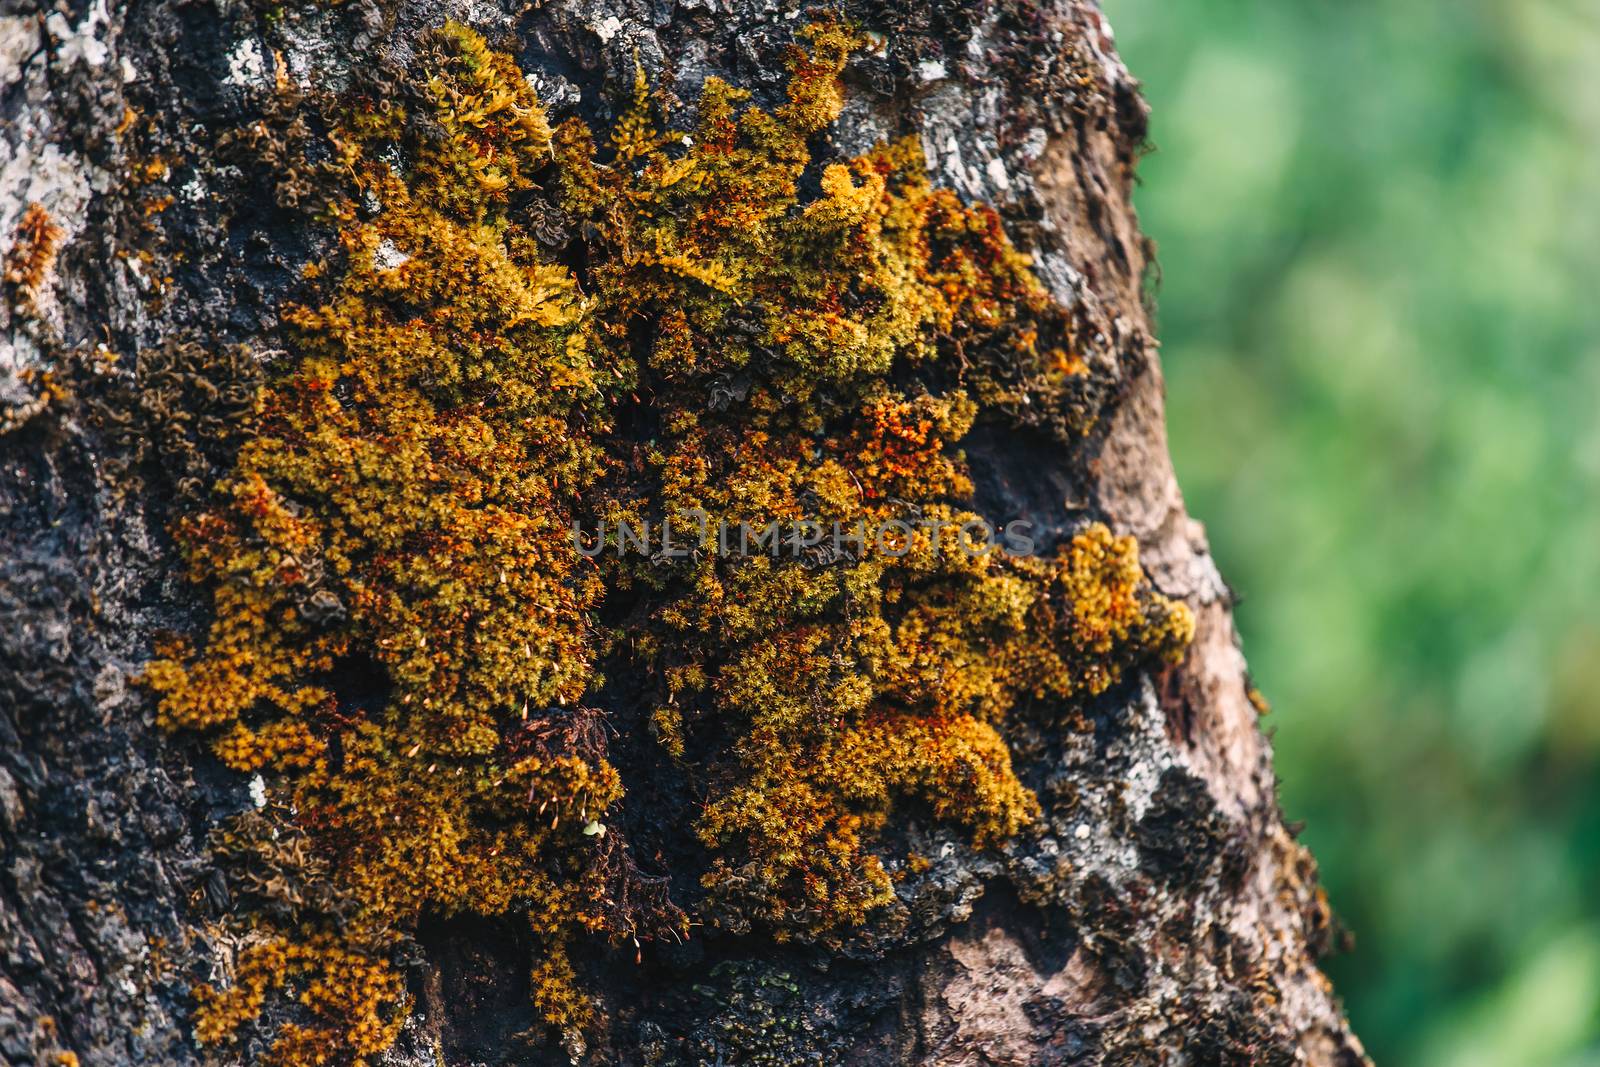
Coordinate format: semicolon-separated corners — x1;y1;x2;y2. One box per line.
0;0;1369;1064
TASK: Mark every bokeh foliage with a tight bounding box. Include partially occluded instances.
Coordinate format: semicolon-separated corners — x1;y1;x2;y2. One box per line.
1103;0;1600;1062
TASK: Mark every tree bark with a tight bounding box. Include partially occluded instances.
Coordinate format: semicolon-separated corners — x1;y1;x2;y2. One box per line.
1;0;1369;1064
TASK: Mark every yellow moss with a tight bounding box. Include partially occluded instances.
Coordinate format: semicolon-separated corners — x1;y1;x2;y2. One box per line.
193;934;407;1063
144;18;1192;1063
547;18;1189;936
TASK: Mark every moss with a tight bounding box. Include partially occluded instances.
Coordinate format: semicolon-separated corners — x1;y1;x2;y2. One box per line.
2;203;69;432
143;19;1192;1063
144;22;653;1058
690;963;845;1066
79;339;262;507
3;203;63;302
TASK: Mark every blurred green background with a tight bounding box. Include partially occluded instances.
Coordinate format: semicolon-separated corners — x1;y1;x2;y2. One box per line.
1100;0;1600;1062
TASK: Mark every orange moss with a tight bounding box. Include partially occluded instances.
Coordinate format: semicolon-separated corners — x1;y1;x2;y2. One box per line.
192;934;406;1064
144;18;1191;1063
555;34;1190;931
145;22;655;1059
4;202;63;297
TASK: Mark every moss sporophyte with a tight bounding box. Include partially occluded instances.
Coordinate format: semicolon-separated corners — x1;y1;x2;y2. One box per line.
141;20;1193;1063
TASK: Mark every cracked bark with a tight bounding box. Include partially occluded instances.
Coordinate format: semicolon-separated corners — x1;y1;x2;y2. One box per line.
0;0;1369;1063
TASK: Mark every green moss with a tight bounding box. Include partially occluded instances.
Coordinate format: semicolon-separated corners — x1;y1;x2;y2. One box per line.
143;20;1192;1064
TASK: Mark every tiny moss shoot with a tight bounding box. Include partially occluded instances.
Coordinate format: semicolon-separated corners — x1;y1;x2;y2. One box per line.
143;20;1192;1064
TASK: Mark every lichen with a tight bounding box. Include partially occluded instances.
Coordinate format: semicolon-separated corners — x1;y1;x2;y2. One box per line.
142;19;1191;1063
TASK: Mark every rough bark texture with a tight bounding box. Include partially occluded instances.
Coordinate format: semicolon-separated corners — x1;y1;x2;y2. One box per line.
1;0;1369;1064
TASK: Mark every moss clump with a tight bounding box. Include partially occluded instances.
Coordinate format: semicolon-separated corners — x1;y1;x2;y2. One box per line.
145;22;659;1059
3;202;63;303
144;19;1191;1063
557;22;1190;935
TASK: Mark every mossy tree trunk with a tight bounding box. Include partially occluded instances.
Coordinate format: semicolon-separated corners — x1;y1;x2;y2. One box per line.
1;0;1369;1064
